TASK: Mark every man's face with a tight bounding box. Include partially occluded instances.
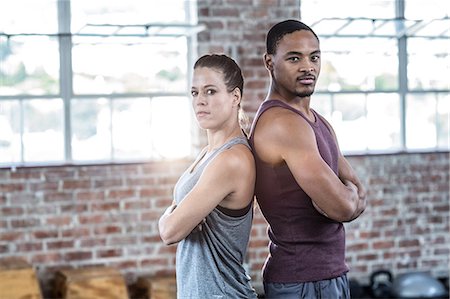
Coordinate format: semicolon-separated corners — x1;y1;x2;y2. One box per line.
269;30;321;98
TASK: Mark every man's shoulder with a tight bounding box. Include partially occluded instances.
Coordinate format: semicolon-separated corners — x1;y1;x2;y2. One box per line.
256;105;310;133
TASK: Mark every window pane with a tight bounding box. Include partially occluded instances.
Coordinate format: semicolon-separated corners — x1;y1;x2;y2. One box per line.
330;94;367;152
406;94;437;149
366;93;402;150
72;37;188;94
408;38;450;90
151;97;192;159
23;99;64;162
312;94;332;118
0;0;57;34
437;93;449;149
0;101;21;164
71;0;188;34
318;38;398;92
112;98;152;160
71;98;112;161
301;0;395;22
405;0;449;19
0;36;59;95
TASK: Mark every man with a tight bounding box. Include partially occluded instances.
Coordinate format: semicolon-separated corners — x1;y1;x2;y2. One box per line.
249;19;367;298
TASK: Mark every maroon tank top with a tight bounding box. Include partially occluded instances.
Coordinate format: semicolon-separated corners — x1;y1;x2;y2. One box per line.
249;99;349;283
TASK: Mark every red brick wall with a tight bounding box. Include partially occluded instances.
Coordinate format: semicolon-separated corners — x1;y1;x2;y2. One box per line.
1;0;449;296
1;153;448;295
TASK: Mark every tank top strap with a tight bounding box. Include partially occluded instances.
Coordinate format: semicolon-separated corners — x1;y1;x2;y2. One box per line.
203;136;250;165
250;99;320;137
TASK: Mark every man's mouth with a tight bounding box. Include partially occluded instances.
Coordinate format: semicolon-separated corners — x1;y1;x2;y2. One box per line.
298;76;315;85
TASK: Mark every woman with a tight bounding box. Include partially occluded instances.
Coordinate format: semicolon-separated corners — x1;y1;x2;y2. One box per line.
158;54;257;299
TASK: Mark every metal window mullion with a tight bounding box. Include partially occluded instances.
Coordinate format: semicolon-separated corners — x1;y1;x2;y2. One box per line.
58;0;73;162
19;99;24;164
110;99;114;160
434;93;439;148
364;93;369;152
186;0;200;156
396;0;408;150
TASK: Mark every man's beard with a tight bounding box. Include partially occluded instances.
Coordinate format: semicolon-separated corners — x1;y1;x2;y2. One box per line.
296;90;314;98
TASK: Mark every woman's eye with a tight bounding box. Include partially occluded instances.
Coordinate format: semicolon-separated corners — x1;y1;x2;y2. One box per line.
191;91;198;97
206;89;216;95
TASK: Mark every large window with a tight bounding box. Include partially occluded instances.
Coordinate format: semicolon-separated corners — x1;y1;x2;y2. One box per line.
0;0;200;166
301;0;449;154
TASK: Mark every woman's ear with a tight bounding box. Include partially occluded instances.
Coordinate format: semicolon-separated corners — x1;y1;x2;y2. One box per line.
232;87;241;107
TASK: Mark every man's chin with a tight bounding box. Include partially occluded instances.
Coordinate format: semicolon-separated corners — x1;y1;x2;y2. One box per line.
295;86;315;98
296;91;314;98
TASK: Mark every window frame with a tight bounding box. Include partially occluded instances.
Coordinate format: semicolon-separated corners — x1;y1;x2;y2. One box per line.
302;0;449;154
0;0;203;167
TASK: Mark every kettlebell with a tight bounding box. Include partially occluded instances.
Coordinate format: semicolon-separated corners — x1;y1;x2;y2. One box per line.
370;269;393;298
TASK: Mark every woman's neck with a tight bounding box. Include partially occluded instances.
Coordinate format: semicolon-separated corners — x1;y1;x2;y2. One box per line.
206;125;243;152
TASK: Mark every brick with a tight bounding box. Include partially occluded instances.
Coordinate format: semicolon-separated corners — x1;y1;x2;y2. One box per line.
61;227;90;238
93;225;122;235
62;179;91;190
16;242;43;252
141;211;162;221
97;248;123;258
249;239;269;248
64;251;93;262
91;202;120;212
347;243;369;251
28;181;59;192
47;240;75;250
43;191;73;202
0;183;25;192
93;178;123;188
76;191;105;201
112;260;138;269
44;168;76;181
78;214;106;225
106;189;136;200
356;254;378;261
80;238;107;248
108;236;138;246
11;218;40;228
10;169;42;180
46;216;72;226
33;230;58;239
1;206;24;216
0;232;24;242
60;203;88;213
398;240;420;247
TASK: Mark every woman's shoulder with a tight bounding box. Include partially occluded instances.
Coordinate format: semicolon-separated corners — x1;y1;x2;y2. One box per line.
212;142;254;174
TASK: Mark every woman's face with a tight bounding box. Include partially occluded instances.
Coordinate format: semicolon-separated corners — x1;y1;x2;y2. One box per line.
191;66;238;131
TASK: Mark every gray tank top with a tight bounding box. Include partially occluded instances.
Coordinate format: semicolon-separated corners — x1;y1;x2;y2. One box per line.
174;136;257;299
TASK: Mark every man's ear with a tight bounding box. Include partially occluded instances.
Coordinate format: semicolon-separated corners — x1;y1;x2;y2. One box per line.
263;53;273;71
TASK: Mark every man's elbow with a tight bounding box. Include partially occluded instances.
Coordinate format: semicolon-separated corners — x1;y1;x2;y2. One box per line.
328;202;357;222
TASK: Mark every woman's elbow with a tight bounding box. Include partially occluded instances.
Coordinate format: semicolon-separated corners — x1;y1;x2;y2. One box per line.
158;221;180;245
